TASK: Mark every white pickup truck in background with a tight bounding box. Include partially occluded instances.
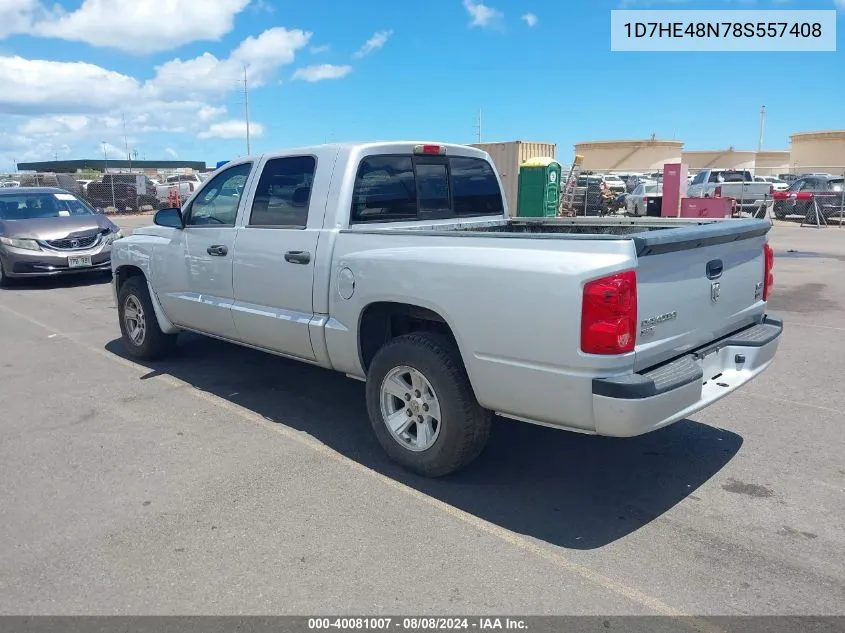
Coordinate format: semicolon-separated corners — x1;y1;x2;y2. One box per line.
111;142;782;477
687;169;773;214
156;174;205;203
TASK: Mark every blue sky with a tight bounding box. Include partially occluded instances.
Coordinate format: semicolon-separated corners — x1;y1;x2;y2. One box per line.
0;0;843;169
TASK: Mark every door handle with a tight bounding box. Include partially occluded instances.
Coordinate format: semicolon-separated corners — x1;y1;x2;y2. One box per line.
284;250;311;265
207;244;228;256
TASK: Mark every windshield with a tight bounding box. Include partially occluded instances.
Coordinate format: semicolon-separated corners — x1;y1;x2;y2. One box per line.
0;192;96;220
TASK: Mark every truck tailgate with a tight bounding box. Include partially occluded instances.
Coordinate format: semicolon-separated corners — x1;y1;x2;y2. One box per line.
633;220;770;372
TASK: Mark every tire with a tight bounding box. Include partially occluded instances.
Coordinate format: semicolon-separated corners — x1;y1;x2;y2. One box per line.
365;332;491;477
0;261;9;288
117;276;177;360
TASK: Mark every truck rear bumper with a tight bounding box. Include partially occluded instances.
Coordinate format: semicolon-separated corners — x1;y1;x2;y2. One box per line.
591;315;782;437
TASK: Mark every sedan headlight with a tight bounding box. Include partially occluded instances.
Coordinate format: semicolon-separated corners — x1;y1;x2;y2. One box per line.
102;230;124;245
0;236;41;251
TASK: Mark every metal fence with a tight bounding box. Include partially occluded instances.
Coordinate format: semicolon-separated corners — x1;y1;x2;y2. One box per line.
0;170;211;213
558;166;845;227
4;165;845;225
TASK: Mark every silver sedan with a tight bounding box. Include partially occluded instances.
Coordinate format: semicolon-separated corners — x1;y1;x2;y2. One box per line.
625;181;663;217
0;187;122;286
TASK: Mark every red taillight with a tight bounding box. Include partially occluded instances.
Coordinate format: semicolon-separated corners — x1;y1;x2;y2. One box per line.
795;191;814;200
763;244;774;301
769;185;774;195
772;191;789;200
581;271;637;355
714;186;722;197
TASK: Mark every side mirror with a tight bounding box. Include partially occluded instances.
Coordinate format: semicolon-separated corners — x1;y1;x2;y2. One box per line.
154;207;183;228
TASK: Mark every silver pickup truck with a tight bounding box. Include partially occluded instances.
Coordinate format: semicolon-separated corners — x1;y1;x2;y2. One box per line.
111;142;782;477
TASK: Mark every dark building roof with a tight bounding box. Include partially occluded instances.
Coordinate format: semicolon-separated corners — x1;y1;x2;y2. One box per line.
16;159;207;173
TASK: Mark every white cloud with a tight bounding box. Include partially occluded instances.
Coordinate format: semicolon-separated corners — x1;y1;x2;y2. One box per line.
165;147;179;158
0;56;141;114
463;0;503;29
353;29;393;59
145;27;311;100
291;64;353;82
232;26;311;81
198;120;264;140
0;0;39;38
32;0;252;54
521;12;538;27
251;0;273;13
310;44;331;54
100;142;126;160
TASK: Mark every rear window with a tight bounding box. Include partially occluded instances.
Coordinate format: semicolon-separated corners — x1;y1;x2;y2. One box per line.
350;154;503;223
0;193;95;219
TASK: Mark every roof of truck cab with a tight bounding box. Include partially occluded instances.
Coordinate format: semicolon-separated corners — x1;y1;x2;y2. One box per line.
249;141;489;159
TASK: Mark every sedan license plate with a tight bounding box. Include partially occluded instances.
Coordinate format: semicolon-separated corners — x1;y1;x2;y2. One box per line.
68;255;93;268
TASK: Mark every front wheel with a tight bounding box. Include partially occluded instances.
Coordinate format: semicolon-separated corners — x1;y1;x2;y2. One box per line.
117;276;177;360
366;332;491;477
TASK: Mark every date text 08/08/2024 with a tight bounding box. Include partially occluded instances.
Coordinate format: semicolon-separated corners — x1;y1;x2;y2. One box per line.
307;617;528;630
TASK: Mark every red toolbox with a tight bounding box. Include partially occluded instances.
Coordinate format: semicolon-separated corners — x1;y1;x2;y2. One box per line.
677;197;734;219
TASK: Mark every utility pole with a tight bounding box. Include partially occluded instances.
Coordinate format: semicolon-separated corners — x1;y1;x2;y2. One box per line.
474;108;483;143
122;112;132;171
757;105;766;152
243;65;251;155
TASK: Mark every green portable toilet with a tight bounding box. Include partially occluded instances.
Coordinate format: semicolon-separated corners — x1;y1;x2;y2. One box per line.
517;157;561;217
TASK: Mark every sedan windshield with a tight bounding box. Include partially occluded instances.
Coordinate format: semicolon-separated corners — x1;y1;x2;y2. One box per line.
0;192;95;220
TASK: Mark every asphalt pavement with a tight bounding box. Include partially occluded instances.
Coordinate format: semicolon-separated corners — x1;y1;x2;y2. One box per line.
0;217;842;615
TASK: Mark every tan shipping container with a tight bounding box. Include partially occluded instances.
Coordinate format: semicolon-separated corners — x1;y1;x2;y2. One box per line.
470;141;557;216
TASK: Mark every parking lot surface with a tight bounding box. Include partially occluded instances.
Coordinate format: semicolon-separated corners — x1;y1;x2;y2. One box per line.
0;217;843;615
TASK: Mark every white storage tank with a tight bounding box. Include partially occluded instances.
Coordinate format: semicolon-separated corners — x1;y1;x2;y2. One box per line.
754;151;791;177
573;139;682;173
682;149;757;172
790;131;845;174
470;141;556;217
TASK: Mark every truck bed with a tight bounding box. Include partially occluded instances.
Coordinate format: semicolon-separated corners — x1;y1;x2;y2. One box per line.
352;216;771;257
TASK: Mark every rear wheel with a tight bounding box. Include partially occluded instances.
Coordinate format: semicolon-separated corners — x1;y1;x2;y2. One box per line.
366;332;491;477
117;276;177;360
